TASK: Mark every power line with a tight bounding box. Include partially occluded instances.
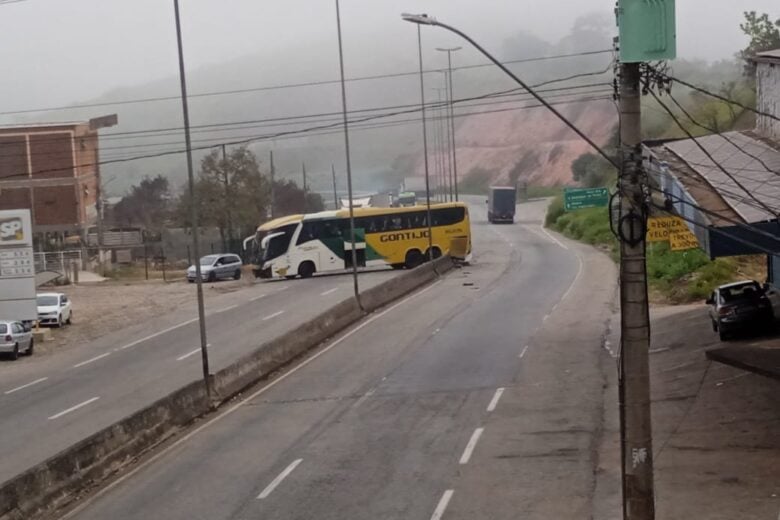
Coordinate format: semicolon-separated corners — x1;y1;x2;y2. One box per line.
660;71;780;124
3;92;614;180
0;49;612;117
644;86;778;219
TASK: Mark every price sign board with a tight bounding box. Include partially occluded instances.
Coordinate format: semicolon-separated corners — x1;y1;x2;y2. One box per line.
0;209;36;322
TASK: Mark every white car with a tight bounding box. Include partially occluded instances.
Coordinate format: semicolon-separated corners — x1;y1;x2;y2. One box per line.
0;320;34;360
36;292;72;327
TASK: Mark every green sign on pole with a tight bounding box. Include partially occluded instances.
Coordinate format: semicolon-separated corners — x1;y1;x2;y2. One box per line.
564;187;610;211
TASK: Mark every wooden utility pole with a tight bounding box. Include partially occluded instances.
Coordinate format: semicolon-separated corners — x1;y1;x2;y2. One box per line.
221;144;232;249
302;162;308;212
618;61;655;520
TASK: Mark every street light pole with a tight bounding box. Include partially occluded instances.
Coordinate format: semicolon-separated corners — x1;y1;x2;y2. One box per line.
174;0;211;399
413;23;435;262
431;87;446;202
437;47;461;201
335;0;361;305
331;164;339;210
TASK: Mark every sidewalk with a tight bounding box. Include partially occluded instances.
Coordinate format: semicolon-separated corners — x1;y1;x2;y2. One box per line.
595;304;780;519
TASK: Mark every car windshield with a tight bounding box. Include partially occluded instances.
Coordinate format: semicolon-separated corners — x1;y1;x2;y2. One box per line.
199;255;219;266
37;296;58;306
721;283;762;302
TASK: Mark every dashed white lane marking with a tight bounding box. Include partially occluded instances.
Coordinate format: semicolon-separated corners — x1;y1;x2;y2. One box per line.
320;288;338;296
543;314;550;322
352;387;376;409
262;310;285;321
118;318;199;350
176;344;210;362
486;388;505;412
519;345;529;359
249;293;267;302
430;490;454;520
73;352;111;368
459;427;484;464
4;377;48;395
59;280;443;519
257;459;303;499
48;396;100;420
212;304;238;314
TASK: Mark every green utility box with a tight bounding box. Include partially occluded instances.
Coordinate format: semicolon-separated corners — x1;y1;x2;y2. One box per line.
617;0;676;62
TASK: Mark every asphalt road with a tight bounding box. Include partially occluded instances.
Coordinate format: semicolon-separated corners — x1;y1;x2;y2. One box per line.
66;197;618;520
0;261;401;483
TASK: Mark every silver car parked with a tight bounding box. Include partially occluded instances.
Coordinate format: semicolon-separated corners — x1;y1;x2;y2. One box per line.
0;320;34;360
187;254;243;283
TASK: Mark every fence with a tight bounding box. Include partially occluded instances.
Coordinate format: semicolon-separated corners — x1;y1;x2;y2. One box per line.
34;251;83;274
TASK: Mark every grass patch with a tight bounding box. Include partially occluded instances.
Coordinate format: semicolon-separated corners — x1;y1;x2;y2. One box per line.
544;194;766;303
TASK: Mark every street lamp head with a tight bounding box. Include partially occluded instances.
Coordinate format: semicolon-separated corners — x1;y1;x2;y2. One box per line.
401;12;436;25
435;47;462;52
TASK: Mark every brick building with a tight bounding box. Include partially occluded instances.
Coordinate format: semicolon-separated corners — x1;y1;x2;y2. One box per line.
0;121;100;239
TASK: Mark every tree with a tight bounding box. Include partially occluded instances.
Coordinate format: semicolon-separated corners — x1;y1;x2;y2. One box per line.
739;11;780;76
112;175;172;233
570;126;618;188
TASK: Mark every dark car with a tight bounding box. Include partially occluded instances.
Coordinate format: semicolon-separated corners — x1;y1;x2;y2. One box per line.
706;280;774;340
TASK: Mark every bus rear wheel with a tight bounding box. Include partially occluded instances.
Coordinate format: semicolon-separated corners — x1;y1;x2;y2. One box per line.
298;261;316;279
405;250;424;270
425;247;442;261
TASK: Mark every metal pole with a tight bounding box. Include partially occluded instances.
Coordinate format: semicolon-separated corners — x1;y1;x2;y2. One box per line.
618;61;655;520
174;0;211;399
269;150;276;219
415;24;434;261
440;72;453;201
302;162;307;212
430;88;443;202
335;0;361;305
443;49;461;201
221;144;232;249
331;164;339;210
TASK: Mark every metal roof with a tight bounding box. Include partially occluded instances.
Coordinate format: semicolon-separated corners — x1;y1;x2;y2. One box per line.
663;131;780;223
755;49;780;62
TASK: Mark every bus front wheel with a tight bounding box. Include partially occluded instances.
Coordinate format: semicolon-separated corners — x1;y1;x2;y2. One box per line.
298;261;316;279
405;250;424;270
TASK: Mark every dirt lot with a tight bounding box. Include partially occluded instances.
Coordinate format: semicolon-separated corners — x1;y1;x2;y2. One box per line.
37;271;257;355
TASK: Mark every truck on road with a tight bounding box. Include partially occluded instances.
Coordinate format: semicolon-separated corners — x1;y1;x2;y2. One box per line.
487;186;516;223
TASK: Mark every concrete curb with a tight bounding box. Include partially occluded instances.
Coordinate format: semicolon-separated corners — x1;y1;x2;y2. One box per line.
0;256;453;520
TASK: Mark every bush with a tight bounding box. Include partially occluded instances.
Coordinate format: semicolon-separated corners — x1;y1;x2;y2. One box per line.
545;194;565;227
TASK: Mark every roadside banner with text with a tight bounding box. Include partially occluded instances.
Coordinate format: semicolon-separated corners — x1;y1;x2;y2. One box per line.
647;216;699;250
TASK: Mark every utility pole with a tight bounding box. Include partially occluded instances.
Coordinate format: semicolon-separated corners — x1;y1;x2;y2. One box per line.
439;72;453;201
302;162;308;212
618;61;655;520
173;0;210;399
331;164;339;209
269;150;275;219
431;87;445;202
437;47;461;201
221;144;232;251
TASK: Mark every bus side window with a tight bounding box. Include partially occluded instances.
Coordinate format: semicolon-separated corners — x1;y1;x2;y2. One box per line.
296;221;317;245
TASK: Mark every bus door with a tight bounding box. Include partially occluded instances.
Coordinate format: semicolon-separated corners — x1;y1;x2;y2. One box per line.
342;227;366;268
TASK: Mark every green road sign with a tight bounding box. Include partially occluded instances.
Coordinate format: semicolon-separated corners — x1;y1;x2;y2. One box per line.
564;187;610;211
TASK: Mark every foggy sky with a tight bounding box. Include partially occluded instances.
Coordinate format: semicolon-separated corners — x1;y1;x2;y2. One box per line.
1;0;776;113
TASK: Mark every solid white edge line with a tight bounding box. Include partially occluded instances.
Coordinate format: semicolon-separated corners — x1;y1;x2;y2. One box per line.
4;377;48;395
430;489;455;520
118;318;199;350
73;352;111;368
48;396;100;420
560;252;584;303
60;279;443;519
256;458;303;499
262;310;285;321
486;387;505;412
320;288;338;296
459;427;485;465
538;224;569;250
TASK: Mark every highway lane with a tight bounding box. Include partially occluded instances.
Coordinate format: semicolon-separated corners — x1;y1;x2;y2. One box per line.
0;267;401;483
67;197;615;520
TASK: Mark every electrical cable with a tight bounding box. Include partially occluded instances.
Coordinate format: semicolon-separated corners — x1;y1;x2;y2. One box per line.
644;86;778;219
0;49;613;117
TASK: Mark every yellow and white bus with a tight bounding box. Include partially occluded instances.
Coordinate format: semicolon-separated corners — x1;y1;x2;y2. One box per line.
255;202;471;279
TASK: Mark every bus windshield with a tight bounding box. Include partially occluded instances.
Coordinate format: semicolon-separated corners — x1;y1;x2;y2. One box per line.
262;223;299;263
